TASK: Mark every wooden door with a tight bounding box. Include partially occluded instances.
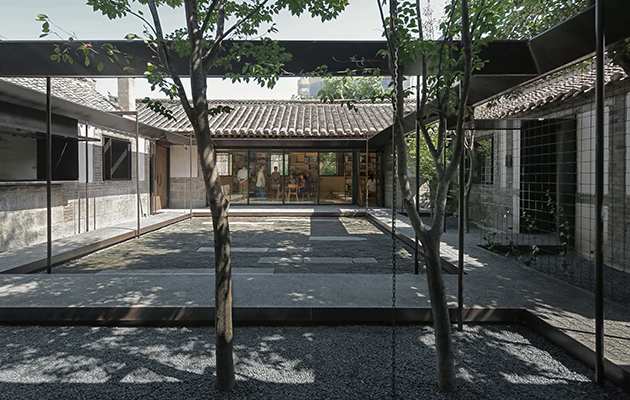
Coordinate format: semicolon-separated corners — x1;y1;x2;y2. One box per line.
156;145;169;210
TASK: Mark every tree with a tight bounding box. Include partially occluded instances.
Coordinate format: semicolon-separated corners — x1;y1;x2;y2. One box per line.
317;74;391;100
43;0;348;391
494;0;588;39
379;0;501;392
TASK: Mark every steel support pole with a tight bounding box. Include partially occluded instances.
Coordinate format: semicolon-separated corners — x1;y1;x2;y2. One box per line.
135;113;140;239
152;140;157;214
46;77;52;275
85;124;89;232
189;134;193;217
365;136;369;214
458;138;465;332
415;76;420;275
594;0;605;387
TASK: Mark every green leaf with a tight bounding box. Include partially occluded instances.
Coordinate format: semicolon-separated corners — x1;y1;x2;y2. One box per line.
97;63;104;72
36;13;48;20
84;57;90;66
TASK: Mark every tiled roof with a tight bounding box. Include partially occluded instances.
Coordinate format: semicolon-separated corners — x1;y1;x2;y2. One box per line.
0;77;119;113
137;99;408;139
475;61;628;119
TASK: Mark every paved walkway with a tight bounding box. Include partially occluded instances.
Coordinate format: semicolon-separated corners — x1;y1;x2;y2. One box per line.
0;205;628;386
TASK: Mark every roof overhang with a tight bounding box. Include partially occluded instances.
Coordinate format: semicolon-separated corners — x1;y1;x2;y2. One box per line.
0;79;190;144
212;137;369;150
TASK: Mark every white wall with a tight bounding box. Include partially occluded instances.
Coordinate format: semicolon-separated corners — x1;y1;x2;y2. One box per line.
78;123;94;183
170;145;198;178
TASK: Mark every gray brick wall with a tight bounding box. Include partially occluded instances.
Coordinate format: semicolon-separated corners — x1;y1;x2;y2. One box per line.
0;125;151;253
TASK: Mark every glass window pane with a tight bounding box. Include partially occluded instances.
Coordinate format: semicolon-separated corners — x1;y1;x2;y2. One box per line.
217;153;231;176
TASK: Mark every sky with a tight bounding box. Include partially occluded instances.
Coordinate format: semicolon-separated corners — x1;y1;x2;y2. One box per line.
1;0;447;100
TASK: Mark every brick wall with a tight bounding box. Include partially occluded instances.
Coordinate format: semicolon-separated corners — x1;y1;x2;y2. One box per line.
0;125;151;253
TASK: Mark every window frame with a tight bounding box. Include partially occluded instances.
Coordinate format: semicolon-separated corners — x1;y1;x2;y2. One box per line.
102;136;132;181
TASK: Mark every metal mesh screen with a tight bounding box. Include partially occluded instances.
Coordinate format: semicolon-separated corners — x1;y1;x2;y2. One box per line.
471;65;630;307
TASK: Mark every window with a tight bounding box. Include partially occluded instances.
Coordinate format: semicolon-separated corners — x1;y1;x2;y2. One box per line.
319;152;338;175
217;153;231;176
270;153;287;175
36;135;79;181
473;137;493;184
103;137;131;180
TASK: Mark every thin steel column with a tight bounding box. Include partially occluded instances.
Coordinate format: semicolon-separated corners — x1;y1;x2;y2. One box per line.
415;75;420;275
365;134;369;214
594;0;605;387
135;113;140;239
152;140;157;214
189;134;193;217
85;123;89;232
46;77;52;275
458;137;465;332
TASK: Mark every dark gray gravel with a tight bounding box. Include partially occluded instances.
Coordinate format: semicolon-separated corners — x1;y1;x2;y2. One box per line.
0;324;626;400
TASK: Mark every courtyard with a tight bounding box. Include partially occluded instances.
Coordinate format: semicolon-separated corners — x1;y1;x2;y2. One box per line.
53;216;420;275
0;206;629;397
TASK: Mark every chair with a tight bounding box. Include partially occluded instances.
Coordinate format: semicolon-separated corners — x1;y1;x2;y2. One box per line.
286;184;299;202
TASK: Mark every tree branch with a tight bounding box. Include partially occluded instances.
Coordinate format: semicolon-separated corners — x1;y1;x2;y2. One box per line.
200;0;220;36
415;0;438;161
444;0;472;180
146;0;196;130
201;0;270;69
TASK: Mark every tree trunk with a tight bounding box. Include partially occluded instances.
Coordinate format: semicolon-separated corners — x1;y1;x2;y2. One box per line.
420;231;456;392
196;126;235;391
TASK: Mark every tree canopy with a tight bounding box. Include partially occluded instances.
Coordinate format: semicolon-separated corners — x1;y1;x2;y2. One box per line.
495;0;588;39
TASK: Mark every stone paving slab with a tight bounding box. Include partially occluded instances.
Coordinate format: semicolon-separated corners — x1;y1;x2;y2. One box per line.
196;247;314;253
309;236;367;241
0;274;431;308
95;268;276;275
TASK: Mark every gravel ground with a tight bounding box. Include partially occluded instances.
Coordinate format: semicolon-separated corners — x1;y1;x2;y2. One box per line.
54;217;423;275
0;324;626;400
